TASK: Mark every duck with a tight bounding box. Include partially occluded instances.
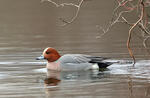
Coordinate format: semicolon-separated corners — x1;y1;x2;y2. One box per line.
36;47;112;71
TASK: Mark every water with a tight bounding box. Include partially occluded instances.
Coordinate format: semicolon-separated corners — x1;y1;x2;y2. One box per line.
0;0;150;98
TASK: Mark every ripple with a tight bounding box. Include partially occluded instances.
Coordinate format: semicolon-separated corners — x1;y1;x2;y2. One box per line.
0;73;9;79
108;60;150;79
33;68;47;73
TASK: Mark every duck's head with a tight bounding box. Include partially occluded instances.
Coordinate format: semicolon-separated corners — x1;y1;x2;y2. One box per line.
36;47;61;62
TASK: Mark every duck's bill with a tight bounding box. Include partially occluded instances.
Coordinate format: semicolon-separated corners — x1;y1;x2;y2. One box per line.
36;55;45;60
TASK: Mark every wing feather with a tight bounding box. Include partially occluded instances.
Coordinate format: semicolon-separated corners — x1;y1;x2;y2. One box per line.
59;54;91;63
59;54;106;64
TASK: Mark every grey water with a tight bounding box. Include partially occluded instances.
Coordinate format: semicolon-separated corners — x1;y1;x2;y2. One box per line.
0;0;150;98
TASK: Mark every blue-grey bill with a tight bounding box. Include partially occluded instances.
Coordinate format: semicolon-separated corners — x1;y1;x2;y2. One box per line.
36;55;45;60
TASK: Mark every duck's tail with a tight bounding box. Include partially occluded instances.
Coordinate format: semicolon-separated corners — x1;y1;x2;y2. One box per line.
89;60;113;69
88;56;112;69
97;62;113;68
93;60;133;69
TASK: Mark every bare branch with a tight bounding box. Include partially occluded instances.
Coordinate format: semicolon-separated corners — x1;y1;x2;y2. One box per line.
97;7;134;38
98;0;150;64
127;0;144;65
41;0;84;26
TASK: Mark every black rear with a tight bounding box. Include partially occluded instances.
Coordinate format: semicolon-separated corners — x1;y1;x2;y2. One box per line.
88;57;112;69
89;61;112;68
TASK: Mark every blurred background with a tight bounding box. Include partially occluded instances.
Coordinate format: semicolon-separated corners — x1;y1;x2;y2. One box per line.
0;0;148;60
0;0;149;98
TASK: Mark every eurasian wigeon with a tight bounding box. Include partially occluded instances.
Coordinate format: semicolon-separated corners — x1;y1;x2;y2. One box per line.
36;47;112;71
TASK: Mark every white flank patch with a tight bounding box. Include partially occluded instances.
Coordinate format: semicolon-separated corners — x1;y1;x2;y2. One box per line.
92;63;99;70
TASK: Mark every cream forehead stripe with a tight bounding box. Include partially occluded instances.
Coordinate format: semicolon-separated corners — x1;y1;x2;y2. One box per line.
43;47;50;55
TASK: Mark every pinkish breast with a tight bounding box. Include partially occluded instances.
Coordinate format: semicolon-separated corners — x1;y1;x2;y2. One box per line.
46;62;61;71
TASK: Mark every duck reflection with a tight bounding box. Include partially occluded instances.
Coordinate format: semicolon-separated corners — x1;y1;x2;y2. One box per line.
44;77;61;86
44;70;61;98
44;70;61;86
44;69;108;86
44;69;110;97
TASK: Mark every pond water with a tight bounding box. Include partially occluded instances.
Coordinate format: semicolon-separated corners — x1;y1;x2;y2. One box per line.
0;0;150;98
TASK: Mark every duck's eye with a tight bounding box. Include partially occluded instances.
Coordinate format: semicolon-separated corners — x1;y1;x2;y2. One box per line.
46;51;50;54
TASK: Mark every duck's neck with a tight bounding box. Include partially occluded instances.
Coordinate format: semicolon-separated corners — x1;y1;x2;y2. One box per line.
54;53;61;61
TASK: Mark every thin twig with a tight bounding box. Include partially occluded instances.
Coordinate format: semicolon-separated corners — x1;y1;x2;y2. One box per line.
41;0;84;26
97;8;134;38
